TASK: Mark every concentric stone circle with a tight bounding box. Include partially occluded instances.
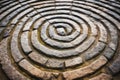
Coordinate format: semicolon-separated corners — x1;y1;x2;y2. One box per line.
0;0;120;80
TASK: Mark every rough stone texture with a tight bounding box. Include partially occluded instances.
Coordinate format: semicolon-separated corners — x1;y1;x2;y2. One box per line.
21;31;32;54
3;24;14;38
95;22;107;42
46;59;64;69
49;24;80;42
65;57;83;67
109;54;120;75
56;27;67;36
0;38;29;80
29;52;48;65
11;22;24;62
54;23;72;35
63;56;107;79
19;59;52;80
103;47;115;59
23;14;40;31
85;42;106;60
0;0;120;80
0;27;4;34
89;73;112;80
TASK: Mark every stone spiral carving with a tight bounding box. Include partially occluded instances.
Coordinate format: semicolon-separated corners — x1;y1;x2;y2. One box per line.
0;0;120;80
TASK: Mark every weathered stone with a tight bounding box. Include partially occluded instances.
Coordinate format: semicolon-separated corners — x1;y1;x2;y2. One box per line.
88;21;98;36
1;0;13;6
11;22;24;62
46;59;64;69
11;8;33;24
109;54;120;75
89;73;112;80
54;23;72;35
0;2;18;14
71;33;87;46
95;22;107;42
21;31;32;54
40;7;56;16
73;12;98;36
1;1;120;80
33;2;55;9
33;18;45;29
28;52;48;65
0;4;21;21
32;30;81;57
30;0;55;6
56;27;66;36
72;6;92;16
101;20;118;51
63;65;93;80
23;15;40;31
103;47;115;59
19;59;52;79
81;23;88;34
20;0;37;5
26;10;37;17
79;1;120;31
3;24;14;38
20;16;29;22
90;56;108;70
49;25;80;42
0;38;29;80
85;42;106;60
65;57;83;67
41;21;50;41
76;36;95;53
44;38;74;48
0;27;4;34
63;56;107;79
10;8;32;24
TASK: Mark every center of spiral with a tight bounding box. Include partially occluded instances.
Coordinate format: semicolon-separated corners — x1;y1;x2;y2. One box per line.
56;27;66;36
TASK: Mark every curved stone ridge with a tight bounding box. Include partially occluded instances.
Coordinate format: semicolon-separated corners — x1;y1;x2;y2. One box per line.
0;0;120;80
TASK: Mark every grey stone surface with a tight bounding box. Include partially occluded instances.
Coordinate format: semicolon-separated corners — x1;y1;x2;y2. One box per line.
0;4;21;20
103;47;115;59
109;54;120;75
23;14;40;31
32;30;84;57
3;24;14;38
29;52;48;65
21;31;32;54
56;27;66;36
46;59;64;68
0;0;120;80
11;22;24;62
49;25;80;42
11;8;33;24
71;33;87;46
54;23;73;35
0;27;5;34
40;21;50;41
33;18;45;29
101;20;118;51
0;2;18;13
48;18;81;32
85;42;106;60
0;38;30;80
65;57;83;67
95;22;107;42
76;36;95;53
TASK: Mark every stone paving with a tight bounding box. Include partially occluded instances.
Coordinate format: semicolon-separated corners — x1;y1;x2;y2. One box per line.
0;0;120;80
